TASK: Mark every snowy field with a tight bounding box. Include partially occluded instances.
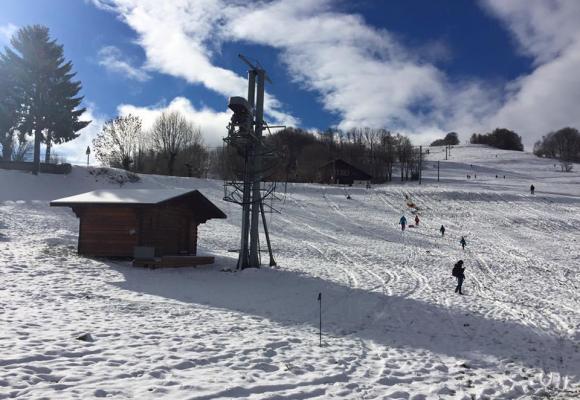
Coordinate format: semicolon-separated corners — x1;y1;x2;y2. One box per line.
0;145;579;399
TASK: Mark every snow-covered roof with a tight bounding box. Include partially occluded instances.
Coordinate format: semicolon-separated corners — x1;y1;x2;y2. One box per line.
50;188;227;220
51;189;197;205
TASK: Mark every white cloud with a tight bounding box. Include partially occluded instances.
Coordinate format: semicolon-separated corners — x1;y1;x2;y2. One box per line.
0;23;18;46
91;0;298;127
481;0;580;64
482;0;580;147
91;0;580;149
118;97;231;147
54;108;106;165
98;45;151;81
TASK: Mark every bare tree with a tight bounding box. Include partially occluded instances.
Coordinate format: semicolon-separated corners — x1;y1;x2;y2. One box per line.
92;114;142;170
151;111;199;176
207;147;227;179
11;138;32;161
178;126;207;177
396;135;416;181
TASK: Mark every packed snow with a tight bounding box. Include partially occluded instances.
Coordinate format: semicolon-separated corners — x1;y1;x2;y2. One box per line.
0;145;579;399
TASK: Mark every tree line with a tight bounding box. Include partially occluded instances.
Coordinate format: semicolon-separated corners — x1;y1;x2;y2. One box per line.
469;128;524;151
0;25;90;173
533;127;580;172
92;112;207;177
431;132;459;146
263;127;423;183
94;116;428;183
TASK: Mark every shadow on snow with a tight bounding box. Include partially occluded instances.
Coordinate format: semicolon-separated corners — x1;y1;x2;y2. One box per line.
107;256;578;380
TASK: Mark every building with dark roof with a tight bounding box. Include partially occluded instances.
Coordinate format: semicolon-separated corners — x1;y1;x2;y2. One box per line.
317;159;372;185
51;189;226;258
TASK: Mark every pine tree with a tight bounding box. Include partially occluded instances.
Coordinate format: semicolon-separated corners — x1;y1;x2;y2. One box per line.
0;25;89;173
0;54;22;160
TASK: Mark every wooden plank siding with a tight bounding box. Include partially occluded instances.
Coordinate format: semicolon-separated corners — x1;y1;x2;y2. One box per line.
138;205;198;256
77;207;138;257
53;190;226;258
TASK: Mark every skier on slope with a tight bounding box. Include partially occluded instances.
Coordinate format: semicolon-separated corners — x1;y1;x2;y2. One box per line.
399;215;407;232
415;215;420;226
530;184;535;195
440;225;445;237
460;236;467;250
452;260;466;295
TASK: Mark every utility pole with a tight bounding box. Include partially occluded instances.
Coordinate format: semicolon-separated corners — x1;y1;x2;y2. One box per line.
445;146;448;160
419;145;422;185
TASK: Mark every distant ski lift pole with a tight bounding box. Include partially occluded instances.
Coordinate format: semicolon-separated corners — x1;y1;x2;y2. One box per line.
419;145;422;185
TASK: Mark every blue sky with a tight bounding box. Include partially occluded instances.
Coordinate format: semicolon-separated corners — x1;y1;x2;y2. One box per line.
2;0;580;162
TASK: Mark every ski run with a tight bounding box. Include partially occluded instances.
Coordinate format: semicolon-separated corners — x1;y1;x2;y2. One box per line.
1;145;579;400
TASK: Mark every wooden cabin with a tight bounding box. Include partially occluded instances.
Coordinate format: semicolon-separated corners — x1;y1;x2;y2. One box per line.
50;189;226;258
318;159;372;185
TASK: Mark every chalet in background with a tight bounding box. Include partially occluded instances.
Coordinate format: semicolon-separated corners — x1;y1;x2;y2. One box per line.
50;189;226;261
318;159;372;185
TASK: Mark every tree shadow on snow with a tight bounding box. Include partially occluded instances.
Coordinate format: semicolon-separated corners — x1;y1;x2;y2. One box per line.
107;259;578;379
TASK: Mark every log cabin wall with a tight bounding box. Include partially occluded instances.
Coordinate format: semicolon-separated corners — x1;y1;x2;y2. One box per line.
138;205;198;256
77;206;138;257
53;189;226;258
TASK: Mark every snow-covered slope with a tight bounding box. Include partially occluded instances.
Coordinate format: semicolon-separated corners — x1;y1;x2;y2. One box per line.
1;146;579;399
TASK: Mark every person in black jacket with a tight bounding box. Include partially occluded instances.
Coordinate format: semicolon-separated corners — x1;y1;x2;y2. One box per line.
452;260;465;295
530;184;535;195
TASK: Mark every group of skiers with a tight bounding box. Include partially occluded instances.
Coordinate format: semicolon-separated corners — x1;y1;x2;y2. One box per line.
398;216;467;249
398;213;468;295
394;184;537;295
398;215;420;232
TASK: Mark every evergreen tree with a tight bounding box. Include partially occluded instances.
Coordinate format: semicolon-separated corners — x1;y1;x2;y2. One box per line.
0;25;89;173
0;54;22;161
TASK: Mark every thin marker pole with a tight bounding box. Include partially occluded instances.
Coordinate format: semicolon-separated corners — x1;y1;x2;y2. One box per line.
437;160;440;182
318;292;322;347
